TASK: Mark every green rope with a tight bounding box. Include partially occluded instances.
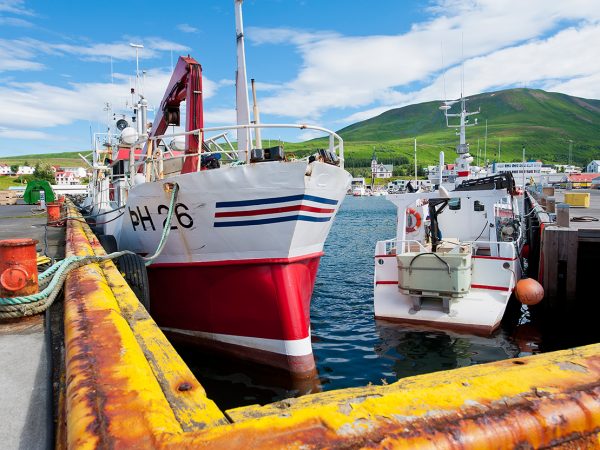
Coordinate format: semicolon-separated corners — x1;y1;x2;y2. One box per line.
142;183;179;266
0;183;180;317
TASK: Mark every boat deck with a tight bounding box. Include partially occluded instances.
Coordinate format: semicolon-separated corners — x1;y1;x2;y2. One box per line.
0;204;64;450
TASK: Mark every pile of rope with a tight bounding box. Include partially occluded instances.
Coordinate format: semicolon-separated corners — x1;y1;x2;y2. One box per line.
0;184;179;319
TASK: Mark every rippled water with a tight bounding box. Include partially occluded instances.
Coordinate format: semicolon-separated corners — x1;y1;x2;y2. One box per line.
178;196;598;411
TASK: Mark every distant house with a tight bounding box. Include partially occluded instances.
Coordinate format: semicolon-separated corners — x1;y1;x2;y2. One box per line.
0;164;12;175
54;167;87;185
586;160;600;173
567;173;600;188
16;165;34;175
371;157;393;179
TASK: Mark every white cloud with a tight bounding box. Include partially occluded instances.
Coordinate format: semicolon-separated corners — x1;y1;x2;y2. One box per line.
0;36;190;72
0;16;32;27
248;0;600;122
176;23;198;33
0;128;52;140
0;0;33;16
0;68;222;139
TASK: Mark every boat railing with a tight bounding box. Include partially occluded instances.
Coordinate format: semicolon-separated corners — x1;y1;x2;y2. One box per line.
127;123;344;180
463;240;517;259
376;238;516;259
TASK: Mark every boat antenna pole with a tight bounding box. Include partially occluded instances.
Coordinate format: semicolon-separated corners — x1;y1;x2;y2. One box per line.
234;0;251;162
251;78;262;149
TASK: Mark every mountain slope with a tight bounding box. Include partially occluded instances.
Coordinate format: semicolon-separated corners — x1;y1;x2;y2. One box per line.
336;88;600;165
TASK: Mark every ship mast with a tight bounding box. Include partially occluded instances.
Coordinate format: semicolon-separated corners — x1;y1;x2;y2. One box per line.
439;92;479;179
234;0;251;161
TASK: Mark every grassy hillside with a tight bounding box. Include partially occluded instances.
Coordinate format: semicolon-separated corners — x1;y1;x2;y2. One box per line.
0;151;85;168
333;88;600;166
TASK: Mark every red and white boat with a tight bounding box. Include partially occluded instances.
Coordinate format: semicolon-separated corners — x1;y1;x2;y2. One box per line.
374;92;524;335
86;1;350;376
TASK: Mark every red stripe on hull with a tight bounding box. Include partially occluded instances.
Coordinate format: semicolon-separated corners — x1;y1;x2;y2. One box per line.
147;255;320;342
471;284;511;291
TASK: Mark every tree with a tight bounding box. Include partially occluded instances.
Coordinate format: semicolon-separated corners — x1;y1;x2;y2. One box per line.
33;162;55;183
9;164;18;174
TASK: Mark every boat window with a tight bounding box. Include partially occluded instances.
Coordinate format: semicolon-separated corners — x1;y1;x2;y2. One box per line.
448;198;461;210
474;201;484;212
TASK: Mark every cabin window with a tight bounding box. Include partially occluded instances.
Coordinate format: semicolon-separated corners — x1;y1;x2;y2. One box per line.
449;198;461;210
474;201;484;212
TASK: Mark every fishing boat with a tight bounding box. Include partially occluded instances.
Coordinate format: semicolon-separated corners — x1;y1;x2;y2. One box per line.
373;93;523;334
84;0;350;375
374;173;523;334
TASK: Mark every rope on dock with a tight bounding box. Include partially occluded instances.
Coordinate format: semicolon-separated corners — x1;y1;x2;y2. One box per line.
571;216;599;222
0;183;179;319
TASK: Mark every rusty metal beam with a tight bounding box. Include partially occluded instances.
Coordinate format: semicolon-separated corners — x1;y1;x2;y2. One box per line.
62;205;227;448
62;203;600;449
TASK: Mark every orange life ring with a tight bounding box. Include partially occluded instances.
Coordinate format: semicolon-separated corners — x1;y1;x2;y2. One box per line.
405;208;422;233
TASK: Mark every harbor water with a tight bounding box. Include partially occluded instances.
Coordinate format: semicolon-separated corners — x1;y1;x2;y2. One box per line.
177;195;599;410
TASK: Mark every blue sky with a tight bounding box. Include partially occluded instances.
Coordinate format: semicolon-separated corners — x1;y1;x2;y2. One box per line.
1;0;600;155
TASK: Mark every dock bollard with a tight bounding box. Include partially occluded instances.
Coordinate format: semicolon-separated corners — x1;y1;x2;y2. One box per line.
542;186;555;197
556;203;570;227
546;196;556;213
47;202;64;227
0;239;39;297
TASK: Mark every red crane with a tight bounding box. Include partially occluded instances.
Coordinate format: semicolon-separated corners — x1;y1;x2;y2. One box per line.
147;55;204;174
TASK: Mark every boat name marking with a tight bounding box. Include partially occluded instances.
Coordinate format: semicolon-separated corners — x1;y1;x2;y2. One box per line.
128;203;194;231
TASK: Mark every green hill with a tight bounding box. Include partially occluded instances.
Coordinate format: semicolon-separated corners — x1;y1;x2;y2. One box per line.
0;151;85;168
334;88;600;167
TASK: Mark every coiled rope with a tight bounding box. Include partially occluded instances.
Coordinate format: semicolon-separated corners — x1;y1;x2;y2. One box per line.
0;183;179;319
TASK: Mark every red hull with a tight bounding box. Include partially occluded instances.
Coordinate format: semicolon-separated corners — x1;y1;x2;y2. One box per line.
147;254;321;373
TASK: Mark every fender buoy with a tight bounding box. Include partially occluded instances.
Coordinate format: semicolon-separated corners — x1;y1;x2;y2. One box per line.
406;208;422;233
515;278;544;305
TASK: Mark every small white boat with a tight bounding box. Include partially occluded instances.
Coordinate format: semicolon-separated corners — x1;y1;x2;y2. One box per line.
350;178;368;196
374;173;523;335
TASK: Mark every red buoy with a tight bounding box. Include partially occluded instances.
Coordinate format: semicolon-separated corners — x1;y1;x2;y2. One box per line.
515;278;544;305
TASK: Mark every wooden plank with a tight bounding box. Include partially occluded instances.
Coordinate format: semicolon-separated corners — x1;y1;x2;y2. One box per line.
557;228;578;304
542;227;559;308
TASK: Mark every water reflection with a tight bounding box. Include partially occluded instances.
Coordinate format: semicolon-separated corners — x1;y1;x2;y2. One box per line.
175;343;322;410
374;319;520;381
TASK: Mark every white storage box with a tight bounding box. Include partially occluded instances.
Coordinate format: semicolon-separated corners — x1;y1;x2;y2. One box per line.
397;251;472;297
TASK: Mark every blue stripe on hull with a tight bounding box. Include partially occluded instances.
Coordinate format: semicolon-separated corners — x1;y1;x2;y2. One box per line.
214;214;332;227
215;194;338;208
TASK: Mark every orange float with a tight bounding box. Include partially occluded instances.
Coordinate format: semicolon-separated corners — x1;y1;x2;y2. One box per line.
515;278;544;305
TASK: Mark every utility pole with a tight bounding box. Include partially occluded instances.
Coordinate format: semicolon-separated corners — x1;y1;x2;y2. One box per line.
484;120;488;168
414;138;417;184
477;138;480;166
522;145;526;188
498;138;501;161
568;139;573;166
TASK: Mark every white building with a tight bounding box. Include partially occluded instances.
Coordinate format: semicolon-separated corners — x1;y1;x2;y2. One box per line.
586;160;600;173
371;159;393;179
0;164;12;175
16;165;34;175
492;161;543;176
